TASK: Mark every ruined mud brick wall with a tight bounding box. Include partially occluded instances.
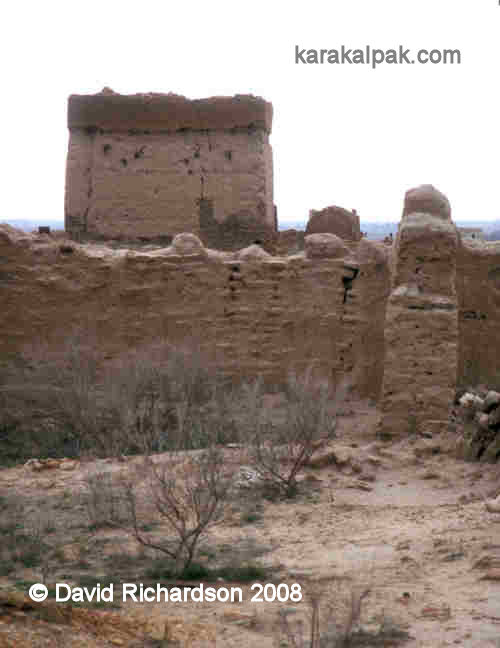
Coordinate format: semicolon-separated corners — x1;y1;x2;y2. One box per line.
378;186;460;439
3;186;500;427
0;226;389;401
457;242;500;388
276;229;305;256
65;92;275;251
305;206;362;242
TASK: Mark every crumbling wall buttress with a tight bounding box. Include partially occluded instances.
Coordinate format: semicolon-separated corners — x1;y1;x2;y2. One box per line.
378;185;459;439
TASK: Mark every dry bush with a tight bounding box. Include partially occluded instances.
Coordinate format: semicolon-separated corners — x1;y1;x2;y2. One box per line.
243;372;336;498
118;445;233;575
0;334;237;462
276;580;369;648
0;334;113;459
0;494;57;578
83;469;131;529
112;344;240;453
275;579;410;648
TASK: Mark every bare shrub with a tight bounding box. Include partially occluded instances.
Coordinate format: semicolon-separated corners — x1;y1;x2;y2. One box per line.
83;469;130;529
110;343;215;454
244;372;335;498
275;579;410;648
0;334;236;461
0;333;115;458
119;445;232;575
0;495;57;578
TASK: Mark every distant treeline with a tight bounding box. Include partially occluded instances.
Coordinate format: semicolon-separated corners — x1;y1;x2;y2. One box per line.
280;220;500;241
2;219;500;241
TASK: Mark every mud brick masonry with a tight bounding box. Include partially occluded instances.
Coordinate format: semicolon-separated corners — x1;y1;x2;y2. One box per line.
1;91;500;440
65;90;275;250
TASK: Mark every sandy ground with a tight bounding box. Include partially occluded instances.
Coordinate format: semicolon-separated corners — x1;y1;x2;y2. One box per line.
1;404;500;647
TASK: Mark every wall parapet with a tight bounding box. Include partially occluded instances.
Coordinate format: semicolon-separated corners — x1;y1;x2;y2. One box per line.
68;91;273;134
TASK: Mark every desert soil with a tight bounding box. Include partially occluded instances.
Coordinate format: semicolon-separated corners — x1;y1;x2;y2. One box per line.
1;403;500;647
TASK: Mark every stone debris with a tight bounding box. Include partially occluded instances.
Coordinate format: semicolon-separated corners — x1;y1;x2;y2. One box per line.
459;392;484;411
233;466;263;489
420;605;452;620
456;387;500;462
483;390;500;413
24;458;78;472
485;495;500;513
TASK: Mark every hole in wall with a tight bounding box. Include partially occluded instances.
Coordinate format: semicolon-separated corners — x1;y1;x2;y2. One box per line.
103;144;112;154
341;267;359;304
120;158;128;167
225;150;232;161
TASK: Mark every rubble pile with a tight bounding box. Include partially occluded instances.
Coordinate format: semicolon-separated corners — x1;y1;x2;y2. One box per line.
456;389;500;461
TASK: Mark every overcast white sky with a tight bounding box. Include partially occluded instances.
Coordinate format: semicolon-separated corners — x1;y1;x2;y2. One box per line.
2;0;499;225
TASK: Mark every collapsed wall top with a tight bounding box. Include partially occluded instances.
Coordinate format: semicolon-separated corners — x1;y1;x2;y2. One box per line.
68;90;273;133
402;184;451;221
